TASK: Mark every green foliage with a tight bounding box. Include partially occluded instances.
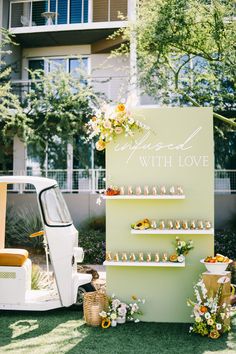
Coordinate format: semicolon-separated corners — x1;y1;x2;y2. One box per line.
78;217;105;264
19;67;101;168
79;229;105;264
0;28;29;142
5;207;44;251
215;229;236;260
114;0;236;127
31;264;48;290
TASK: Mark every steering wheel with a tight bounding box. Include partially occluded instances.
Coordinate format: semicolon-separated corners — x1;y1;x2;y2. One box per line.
29;230;45;238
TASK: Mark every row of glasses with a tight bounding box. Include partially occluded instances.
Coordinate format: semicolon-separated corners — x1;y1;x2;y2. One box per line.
106;252;169;263
149;220;212;230
118;185;184;196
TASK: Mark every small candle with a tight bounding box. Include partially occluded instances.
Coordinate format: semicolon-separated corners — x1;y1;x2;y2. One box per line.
114;253;119;262
177;186;184;195
122;253;127;262
169;186;175;195
136;186;142;195
144;186;149;195
205;221;211;229
106;252;112;261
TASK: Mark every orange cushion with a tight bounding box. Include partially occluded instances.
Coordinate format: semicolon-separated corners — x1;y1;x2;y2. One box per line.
0;249;28;267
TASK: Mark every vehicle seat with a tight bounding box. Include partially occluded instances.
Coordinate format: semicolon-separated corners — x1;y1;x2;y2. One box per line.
0;248;29;267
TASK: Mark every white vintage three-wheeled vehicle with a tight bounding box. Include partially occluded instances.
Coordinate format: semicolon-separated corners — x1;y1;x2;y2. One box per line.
0;176;94;311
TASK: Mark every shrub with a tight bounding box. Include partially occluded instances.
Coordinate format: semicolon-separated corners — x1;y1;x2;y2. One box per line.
79;229;105;265
81;215;105;232
215;230;236;261
215;229;236;284
5;207;44;252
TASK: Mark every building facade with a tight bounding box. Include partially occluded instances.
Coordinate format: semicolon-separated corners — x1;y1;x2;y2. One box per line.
0;0;137;172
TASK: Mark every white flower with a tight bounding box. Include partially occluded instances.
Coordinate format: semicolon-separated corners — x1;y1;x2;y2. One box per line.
131;303;139;313
181;241;186;247
103;120;112;129
96;197;102;206
110;313;117;320
205;312;211;320
216;323;222;330
112;299;121;309
189;326;193;333
128;118;135;125
134;319;140;323
195;316;202;323
99;311;107;318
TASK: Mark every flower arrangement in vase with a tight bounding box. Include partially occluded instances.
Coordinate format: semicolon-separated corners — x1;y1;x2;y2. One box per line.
187;276;231;339
99;294;145;328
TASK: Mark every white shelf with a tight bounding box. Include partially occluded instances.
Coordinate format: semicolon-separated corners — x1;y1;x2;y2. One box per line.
102;195;185;200
131;228;214;235
103;261;185;267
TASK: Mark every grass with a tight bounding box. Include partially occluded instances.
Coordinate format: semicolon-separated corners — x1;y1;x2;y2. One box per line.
0;309;235;354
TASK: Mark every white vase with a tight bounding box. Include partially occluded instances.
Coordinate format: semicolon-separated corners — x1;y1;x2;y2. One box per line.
117;317;126;324
111;320;117;327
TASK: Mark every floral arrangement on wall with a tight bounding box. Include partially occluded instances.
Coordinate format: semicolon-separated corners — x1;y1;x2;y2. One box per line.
187;276;231;339
86;98;149;151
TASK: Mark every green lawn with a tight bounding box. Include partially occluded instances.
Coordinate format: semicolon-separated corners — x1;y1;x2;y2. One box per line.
0;309;235;354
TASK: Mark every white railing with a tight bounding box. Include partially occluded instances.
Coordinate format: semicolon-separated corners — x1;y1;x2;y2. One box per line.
0;169;106;193
215;170;236;194
9;0;128;29
1;169;236;194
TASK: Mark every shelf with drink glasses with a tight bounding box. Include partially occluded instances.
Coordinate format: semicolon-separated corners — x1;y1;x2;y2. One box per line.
103;261;185;267
102;195;185;200
131;229;214;235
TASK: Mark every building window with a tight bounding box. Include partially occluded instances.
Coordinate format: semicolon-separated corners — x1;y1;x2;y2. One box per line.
28;57;89;78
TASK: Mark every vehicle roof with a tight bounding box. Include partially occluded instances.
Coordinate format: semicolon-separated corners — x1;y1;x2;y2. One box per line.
0;176;57;193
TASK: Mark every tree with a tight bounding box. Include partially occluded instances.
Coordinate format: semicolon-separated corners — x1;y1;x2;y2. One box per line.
0;28;29;169
20;66;101;169
115;0;236;128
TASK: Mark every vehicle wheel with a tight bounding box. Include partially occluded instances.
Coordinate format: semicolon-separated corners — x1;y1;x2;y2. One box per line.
75;283;96;309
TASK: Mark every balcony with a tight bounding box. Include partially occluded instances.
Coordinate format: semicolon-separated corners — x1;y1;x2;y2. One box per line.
9;0;128;47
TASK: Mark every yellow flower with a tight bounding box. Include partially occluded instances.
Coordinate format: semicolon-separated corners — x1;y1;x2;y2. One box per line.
207;318;214;326
116;103;125;112
209;330;220;339
132;295;137;300
95;140;106;151
101;318;111;329
92;116;97;122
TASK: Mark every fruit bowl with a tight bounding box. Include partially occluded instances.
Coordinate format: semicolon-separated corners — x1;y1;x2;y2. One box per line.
200;259;232;274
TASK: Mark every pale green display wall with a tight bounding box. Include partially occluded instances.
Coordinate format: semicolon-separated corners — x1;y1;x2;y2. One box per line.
105;107;214;322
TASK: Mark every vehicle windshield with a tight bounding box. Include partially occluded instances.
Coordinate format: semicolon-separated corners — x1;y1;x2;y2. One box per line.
40;185;72;226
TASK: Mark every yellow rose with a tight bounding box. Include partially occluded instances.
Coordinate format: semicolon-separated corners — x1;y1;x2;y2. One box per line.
116;103;125;112
207;318;214;326
95;140;106;151
115;127;123;135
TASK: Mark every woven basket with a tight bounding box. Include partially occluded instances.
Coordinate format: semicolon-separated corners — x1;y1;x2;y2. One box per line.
83;291;108;326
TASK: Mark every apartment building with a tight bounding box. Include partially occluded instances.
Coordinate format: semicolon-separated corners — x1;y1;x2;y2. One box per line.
0;0;136;173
